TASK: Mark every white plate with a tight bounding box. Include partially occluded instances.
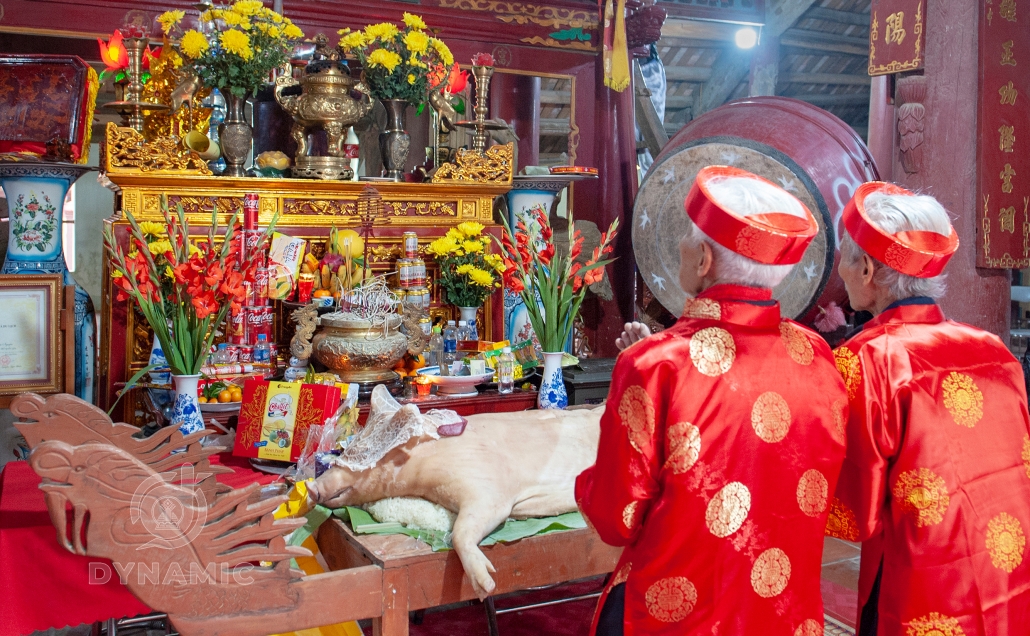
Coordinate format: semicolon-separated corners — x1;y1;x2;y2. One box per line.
199;401;242;413
249;458;293;475
417;366;495;397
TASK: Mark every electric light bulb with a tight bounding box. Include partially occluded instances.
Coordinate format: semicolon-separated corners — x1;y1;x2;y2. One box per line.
735;27;759;50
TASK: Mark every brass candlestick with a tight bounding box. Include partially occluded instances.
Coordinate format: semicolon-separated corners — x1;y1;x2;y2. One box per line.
470;64;493;153
102;36;168;133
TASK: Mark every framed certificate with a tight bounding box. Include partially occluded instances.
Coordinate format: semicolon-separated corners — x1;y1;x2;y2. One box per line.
0;275;65;401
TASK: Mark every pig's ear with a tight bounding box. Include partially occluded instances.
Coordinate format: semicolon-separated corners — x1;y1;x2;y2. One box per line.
369;384;402;422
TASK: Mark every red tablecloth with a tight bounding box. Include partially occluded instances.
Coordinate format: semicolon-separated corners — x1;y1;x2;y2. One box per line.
0;453;276;636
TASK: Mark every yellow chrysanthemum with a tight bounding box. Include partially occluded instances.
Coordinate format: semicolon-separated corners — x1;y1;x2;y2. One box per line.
407;73;417;85
271;12;283;23
484;253;507;272
468;267;494;287
220;11;242;27
456;221;484;237
456;263;475;275
402;12;428;30
407;54;426;69
364;22;399;42
180;30;210;59
446;227;465;242
427;236;459;257
403;30;430;55
232;0;264;17
462;240;484;253
220;29;253;61
200;9;216;22
138;221;167;237
147;239;173;256
367;48;402;73
157;10;184;34
266;25;281;38
164;266;175;279
430;37;453;66
339;31;367;51
283;23;303;39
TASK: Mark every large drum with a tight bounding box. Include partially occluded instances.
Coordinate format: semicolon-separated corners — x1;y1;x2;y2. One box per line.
633;96;879;324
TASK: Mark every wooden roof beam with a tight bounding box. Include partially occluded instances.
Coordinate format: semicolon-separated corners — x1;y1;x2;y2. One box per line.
778;72;871;86
804;7;871;26
697;0;821;114
780;29;869;56
664;66;714;82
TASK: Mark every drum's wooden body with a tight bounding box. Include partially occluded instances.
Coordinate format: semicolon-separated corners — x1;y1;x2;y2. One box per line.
634;96;879;325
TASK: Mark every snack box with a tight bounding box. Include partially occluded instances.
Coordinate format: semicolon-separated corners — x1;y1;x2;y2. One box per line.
233;378;342;463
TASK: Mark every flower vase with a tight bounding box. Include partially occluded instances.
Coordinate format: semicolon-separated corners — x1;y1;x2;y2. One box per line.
379;98;410;181
0;161;96;402
538;351;568;410
459;306;480;341
170;374;205;437
219;93;253;177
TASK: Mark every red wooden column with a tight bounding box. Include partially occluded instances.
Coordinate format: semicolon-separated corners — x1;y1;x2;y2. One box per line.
491;73;541;170
871;0;1009;336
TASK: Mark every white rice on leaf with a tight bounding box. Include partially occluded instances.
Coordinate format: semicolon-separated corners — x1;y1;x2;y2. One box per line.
365;497;457;533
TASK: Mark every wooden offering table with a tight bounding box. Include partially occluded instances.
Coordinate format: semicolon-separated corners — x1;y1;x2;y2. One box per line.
317;519;621;636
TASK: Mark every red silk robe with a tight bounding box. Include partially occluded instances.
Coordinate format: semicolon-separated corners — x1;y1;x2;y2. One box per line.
827;301;1030;635
576;284;848;635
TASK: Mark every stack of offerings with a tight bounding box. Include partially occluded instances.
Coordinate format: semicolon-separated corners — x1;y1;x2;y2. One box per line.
395;231;430;310
226;193;277;369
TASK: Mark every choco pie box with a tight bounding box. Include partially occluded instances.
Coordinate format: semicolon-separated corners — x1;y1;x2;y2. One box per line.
233;378;342;462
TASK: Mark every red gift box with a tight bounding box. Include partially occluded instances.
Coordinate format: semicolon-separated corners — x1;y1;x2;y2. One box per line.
232;378;342;463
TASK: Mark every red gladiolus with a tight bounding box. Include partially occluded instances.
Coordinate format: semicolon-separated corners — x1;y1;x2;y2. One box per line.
571;231;584;261
538;244;555;266
99;31;129;70
584;266;604;286
191;291;218;320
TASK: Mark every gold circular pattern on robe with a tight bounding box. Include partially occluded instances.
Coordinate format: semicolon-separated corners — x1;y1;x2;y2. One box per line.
645;576;698;623
893;467;951;527
796;469;829;517
941;372;984;428
689;327;736;377
750;547;791;598
825;497;860;541
683;297;722;320
986;512;1025;573
780;322;814;366
1022;436;1030;480
833;347;862;399
794;619;823;636
905;612;966;636
751;392;792;443
619;385;655;454
611;562;632;587
705;481;751;538
622;501;639;530
665;421;701;474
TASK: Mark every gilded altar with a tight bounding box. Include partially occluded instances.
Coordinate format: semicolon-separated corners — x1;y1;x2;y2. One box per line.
99;124;513;420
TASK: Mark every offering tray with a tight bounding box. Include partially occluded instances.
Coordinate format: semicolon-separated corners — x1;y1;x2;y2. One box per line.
416;366;495;397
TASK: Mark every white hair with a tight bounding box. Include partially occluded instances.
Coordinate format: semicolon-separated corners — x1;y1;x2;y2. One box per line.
684;176;806;289
839;191;950;300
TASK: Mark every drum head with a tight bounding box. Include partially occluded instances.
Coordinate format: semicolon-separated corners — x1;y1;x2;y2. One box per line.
632;137;835;320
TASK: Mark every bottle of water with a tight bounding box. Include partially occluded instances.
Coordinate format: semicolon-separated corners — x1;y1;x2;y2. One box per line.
441;320;458;376
254;334;271;364
498;346;515;394
457;320;470;342
214;343;230;365
427;325;443;367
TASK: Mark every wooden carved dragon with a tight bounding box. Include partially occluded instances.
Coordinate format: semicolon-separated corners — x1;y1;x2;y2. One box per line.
19;394;383;636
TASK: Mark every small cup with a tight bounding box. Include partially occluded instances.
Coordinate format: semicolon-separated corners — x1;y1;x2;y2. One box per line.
183;131;221;161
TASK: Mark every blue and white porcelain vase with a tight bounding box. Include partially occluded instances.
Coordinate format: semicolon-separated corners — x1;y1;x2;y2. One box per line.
458;306;480;341
538;351;568;410
0;161;95;402
170;374;205;437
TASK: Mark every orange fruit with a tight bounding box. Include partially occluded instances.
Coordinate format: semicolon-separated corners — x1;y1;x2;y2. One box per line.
198;396;208;404
230;388;243;402
218;389;232;403
312;289;331;298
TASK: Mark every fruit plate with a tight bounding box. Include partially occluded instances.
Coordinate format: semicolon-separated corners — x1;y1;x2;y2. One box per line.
200;401;242;413
416;366;495;397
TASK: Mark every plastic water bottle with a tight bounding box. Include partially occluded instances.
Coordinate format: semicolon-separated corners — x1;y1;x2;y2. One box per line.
441;320;458;376
498;347;515;394
427;325;443;367
457;320;470;342
254;334;271;364
213;343;231;364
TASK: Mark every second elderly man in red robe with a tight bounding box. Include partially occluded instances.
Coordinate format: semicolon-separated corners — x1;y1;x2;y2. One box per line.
827;183;1030;635
577;166;848;635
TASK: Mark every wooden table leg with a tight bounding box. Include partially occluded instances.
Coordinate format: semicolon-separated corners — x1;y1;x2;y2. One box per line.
374;568;409;636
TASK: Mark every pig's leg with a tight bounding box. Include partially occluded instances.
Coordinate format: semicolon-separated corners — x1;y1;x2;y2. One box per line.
450;497;512;600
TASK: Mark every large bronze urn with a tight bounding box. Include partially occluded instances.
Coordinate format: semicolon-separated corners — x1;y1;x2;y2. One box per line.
274;37;372;180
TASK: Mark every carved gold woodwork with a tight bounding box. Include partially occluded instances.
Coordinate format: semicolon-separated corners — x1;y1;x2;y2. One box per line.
433;143;515;184
103;123;212;175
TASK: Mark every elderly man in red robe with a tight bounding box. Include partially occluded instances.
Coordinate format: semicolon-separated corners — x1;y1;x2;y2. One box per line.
826;182;1030;635
576;166;848;635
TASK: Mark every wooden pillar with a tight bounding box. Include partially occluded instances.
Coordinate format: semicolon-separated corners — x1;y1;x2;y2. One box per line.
874;0;1009;335
867;75;894;182
491;73;541;170
748;35;779;97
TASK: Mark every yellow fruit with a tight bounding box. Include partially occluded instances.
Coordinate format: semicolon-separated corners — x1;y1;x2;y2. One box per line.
218;389;232;403
409;354;426;370
321;264;331;289
313;289;331;298
230;390;243;402
198;396;208;404
333;229;364;258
